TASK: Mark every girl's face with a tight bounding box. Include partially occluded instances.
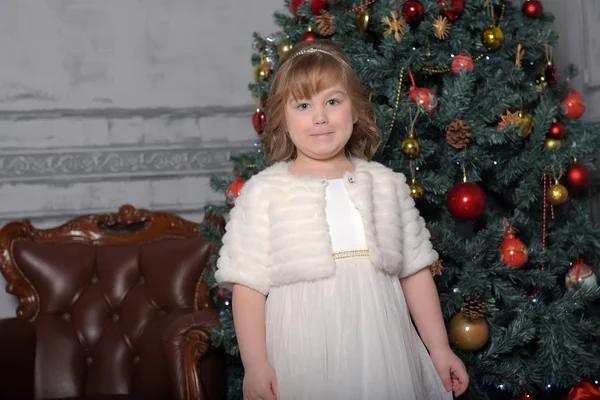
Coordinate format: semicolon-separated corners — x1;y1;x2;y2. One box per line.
284;84;355;163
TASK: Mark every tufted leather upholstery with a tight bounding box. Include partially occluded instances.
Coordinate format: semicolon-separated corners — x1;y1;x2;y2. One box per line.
0;206;226;400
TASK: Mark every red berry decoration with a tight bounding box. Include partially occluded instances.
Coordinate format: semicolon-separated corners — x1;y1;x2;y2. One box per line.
447;182;486;220
500;224;529;269
547;119;565;140
565;161;590;191
545;62;557;87
522;0;543;18
252;108;265;135
291;0;327;18
300;30;319;42
226;176;246;207
438;0;465;21
560;89;586;119
451;53;474;75
402;0;425;24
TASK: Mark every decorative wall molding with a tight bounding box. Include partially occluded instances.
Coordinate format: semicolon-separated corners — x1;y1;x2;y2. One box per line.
0;104;254;121
0;141;256;183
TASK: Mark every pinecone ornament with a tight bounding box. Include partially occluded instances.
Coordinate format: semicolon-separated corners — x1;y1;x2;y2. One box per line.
461;300;485;320
316;11;336;36
446;120;472;149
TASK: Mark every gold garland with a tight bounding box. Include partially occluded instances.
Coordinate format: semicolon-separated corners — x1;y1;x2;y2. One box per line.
388;67;405;135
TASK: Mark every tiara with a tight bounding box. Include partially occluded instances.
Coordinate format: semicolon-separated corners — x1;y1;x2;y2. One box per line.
286;48;349;66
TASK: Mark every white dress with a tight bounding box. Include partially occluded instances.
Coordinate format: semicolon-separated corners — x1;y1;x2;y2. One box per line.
265;179;452;400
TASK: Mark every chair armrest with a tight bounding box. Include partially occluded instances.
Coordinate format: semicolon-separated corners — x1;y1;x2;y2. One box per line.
162;310;226;400
0;318;36;399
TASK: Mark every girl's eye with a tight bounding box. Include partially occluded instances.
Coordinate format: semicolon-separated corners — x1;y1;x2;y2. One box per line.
297;103;309;110
327;99;340;106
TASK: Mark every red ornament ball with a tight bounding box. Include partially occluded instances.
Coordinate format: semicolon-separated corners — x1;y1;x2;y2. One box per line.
447;182;486;220
408;86;438;115
568;381;600;400
522;0;543;18
547;120;566;140
500;230;529;269
226;176;246;207
565;259;598;290
402;0;425;24
565;161;590;191
438;0;465;21
291;0;327;18
300;30;319;42
217;287;230;300
513;393;535;400
451;53;474;75
560;90;586;119
252;109;265;135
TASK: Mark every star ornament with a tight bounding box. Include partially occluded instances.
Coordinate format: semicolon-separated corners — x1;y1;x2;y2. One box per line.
498;109;522;130
429;260;444;277
433;15;450;40
382;10;407;42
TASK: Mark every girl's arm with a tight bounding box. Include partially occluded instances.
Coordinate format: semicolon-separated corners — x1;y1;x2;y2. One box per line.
400;268;449;353
401;268;470;396
232;283;270;368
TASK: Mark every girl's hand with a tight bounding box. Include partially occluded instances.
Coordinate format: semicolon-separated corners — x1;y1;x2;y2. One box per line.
430;347;469;397
243;361;279;400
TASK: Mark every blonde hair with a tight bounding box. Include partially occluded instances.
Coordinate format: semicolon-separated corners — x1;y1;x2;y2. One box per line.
261;39;381;164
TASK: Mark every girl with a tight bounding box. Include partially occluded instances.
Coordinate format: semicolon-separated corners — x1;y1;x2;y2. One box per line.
216;39;469;400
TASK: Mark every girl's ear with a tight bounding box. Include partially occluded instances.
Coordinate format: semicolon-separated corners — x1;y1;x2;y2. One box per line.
353;113;359;124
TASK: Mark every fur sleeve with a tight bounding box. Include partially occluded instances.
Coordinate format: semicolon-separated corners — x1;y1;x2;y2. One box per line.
215;177;271;295
395;172;439;279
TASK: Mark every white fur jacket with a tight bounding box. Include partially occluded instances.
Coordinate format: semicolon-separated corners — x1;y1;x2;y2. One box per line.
215;158;438;295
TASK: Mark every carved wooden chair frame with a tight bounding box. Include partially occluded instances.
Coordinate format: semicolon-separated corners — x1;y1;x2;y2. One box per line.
0;204;218;399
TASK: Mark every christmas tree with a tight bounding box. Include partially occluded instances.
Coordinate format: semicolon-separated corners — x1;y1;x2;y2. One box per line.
201;0;600;399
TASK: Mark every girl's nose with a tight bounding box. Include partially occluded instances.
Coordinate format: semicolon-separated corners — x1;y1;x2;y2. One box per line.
313;107;328;125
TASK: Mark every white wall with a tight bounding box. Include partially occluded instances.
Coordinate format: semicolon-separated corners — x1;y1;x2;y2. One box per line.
0;0;283;318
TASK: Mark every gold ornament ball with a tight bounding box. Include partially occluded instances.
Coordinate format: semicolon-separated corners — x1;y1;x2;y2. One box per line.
448;312;490;352
518;111;534;138
410;180;425;201
277;41;293;57
544;138;562;150
536;68;548;91
547;183;568;205
482;26;504;50
253;62;271;81
356;8;371;32
401;136;421;158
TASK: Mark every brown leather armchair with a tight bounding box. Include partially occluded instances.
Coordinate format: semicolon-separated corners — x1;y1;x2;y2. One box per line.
0;205;225;400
